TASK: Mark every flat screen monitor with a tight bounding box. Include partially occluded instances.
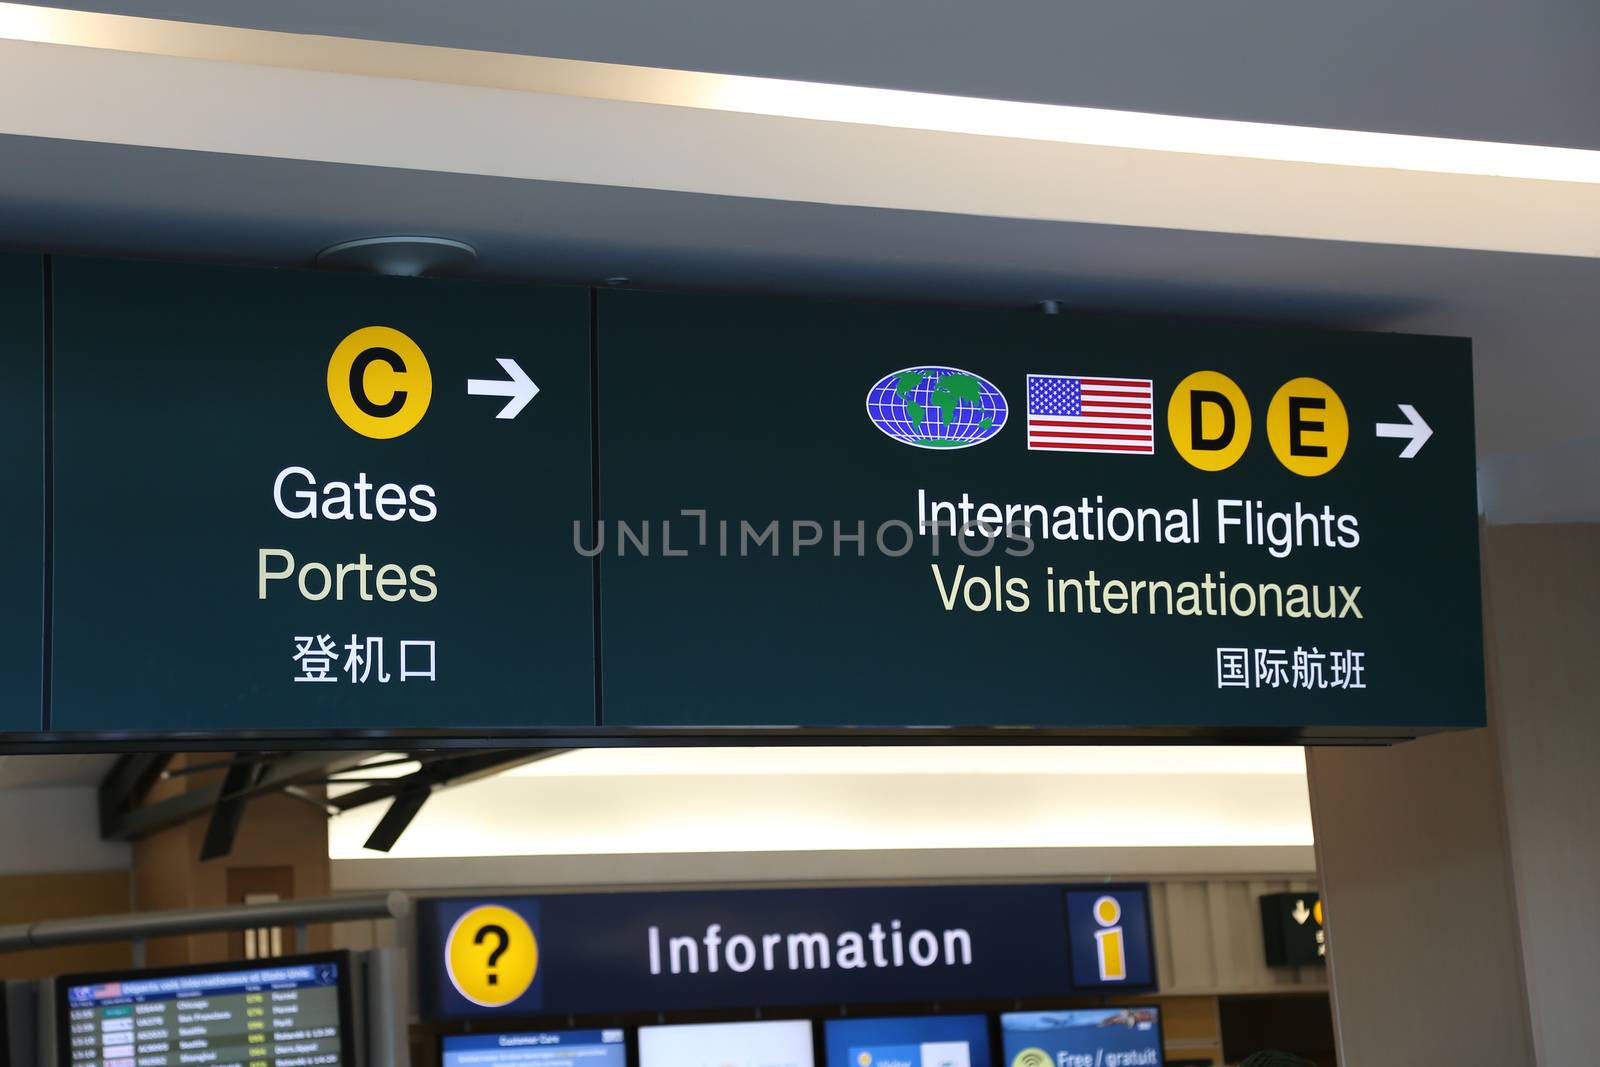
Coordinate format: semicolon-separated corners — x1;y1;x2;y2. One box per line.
56;951;354;1067
1001;1009;1163;1067
824;1014;991;1067
639;1019;814;1067
443;1028;629;1067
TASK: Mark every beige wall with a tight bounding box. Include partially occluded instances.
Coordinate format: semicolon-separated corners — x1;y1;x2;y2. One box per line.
0;780;134;980
0;785;130;874
1310;521;1600;1065
1307;724;1533;1063
134;755;333;966
332;844;1317;891
0;870;133;980
1483;524;1600;1067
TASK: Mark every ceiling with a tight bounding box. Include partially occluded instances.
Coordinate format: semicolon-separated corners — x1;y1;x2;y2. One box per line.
29;0;1600;149
0;1;1595;522
2;135;1595;521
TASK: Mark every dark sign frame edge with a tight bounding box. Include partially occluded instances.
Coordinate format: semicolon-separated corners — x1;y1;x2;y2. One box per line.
0;723;1437;754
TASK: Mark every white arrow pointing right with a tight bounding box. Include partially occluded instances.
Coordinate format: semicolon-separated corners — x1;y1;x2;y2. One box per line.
1375;403;1433;459
467;357;540;420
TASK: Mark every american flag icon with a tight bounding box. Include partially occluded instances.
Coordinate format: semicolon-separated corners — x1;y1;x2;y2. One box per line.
1026;374;1155;454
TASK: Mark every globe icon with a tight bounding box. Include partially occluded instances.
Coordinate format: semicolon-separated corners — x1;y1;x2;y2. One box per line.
866;366;1008;449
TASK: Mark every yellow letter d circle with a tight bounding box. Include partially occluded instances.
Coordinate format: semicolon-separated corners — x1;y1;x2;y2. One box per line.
1168;370;1251;471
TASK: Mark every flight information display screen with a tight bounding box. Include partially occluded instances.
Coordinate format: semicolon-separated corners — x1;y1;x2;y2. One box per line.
58;953;352;1067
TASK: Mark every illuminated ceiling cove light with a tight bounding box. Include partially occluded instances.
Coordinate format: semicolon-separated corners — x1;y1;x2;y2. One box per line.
689;80;1600;185
0;1;1597;186
327;746;1315;859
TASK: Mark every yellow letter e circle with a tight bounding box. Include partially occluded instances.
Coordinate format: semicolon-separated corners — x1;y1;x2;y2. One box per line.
1267;376;1348;477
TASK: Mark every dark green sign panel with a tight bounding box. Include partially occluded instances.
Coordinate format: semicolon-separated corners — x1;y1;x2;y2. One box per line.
0;264;1486;744
595;290;1483;738
0;256;44;732
50;259;594;733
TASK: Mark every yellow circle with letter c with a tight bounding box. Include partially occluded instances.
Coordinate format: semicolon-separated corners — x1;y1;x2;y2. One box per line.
326;325;432;439
445;904;538;1008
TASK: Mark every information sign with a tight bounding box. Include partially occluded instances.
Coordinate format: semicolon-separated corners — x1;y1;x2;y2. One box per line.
418;884;1157;1021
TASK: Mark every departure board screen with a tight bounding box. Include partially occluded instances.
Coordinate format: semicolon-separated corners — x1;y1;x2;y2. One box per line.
58;954;352;1067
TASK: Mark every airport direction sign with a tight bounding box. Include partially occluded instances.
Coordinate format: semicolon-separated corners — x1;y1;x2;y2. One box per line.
0;255;44;732
48;258;595;734
594;289;1484;739
0;265;1485;743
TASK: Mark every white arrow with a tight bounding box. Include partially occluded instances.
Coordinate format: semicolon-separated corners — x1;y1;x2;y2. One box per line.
1292;899;1311;925
1375;403;1432;458
467;358;539;419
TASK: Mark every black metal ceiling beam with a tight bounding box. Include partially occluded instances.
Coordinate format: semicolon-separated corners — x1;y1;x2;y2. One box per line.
98;747;574;856
97;752;172;837
158;754;269;779
100;749;382;842
362;788;432;853
327;749;567;813
198;757;267;862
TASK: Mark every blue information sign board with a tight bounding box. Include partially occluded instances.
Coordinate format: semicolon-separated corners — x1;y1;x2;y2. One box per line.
418;884;1157;1021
